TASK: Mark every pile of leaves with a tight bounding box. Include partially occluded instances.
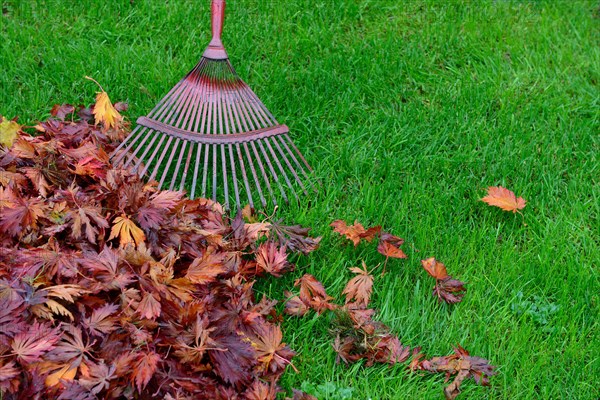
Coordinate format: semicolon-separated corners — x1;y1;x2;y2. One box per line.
0;96;320;399
0;88;499;399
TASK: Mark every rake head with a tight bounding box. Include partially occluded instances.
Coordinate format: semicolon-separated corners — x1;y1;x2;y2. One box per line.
111;0;314;210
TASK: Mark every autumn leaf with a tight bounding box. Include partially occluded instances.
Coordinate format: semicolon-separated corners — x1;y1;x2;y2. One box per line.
434;277;467;304
244;322;295;374
50;104;75;121
109;215;146;247
255;242;289;277
132;352;161;392
86;76;123;132
185;248;227;285
0;116;20;148
136;292;162;320
330;219;381;246
421;257;449;280
377;232;407;259
342;261;374;308
481;186;526;213
294;274;336;314
11;322;61;363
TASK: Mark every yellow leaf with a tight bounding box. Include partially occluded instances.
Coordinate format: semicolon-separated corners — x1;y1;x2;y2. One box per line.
109;215;146;247
45;299;74;321
0;117;20;148
45;364;77;387
93;91;122;131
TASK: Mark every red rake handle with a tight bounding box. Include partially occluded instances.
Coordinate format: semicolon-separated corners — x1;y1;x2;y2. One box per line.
203;0;228;59
209;0;225;48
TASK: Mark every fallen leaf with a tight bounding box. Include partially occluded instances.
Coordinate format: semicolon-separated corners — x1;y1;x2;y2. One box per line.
481;186;526;213
342;261;374;308
0;117;20;148
421;257;449;280
108;215;146;247
330;220;381;246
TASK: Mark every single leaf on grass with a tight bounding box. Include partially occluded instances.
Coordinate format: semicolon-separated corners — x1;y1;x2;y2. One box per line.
294;274;336;314
330;220;381;246
283;292;309;317
421;257;449;280
109;215;146;247
416;345;497;400
481;186;526;213
0;116;20;148
434;277;467;304
342;261;373;308
269;220;321;254
377;232;407;259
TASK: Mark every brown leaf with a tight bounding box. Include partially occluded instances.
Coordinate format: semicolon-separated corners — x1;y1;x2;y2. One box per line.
330;220;381;246
434;277;467;304
132;352;161;392
421;257;449;280
50;104;75;121
283;292;309;317
185;248;227;285
294;274;336;314
136;292;161;320
342;261;374;308
11;323;60;363
255;242;289;277
481;186;526;213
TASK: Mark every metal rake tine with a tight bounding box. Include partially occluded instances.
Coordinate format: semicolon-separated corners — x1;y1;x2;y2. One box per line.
243;142;269;207
140;133;167;177
261;138;298;201
179;141;195;192
132;130;160;174
123;127;153;168
276;134;315;190
191;143;203;199
269;136;308;195
159;138;181;189
228;79;282;204
169;139;188;191
111;126;145;166
254;140;289;204
148;136;174;182
202;141;210;198
219;77;241;209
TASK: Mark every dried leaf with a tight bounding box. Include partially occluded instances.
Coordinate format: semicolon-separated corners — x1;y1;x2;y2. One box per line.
92;90;123;132
132;352;161;392
342;261;373;308
330;220;381;246
421;257;449;280
0;117;20;148
256;242;289;277
481;186;526;213
109;215;146;247
185;248;227;285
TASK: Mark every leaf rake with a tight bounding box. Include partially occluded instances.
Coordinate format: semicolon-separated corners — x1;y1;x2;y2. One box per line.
111;0;314;210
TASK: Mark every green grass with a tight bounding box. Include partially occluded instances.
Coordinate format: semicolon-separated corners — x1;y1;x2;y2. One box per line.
2;0;599;398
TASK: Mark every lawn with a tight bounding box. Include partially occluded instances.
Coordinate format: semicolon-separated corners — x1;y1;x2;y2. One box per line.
2;0;599;398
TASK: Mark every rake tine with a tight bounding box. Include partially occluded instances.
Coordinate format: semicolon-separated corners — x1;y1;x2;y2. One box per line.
255;140;289;204
140;133;166;177
180;142;195;192
169;139;188;191
276;134;314;190
229;80;282;204
202;142;210;198
223;77;263;207
148;136;174;182
262;138;298;201
191;143;203;199
132;130;159;174
244;142;269;207
123;127;153;168
269;136;307;195
159;138;181;189
112;126;145;166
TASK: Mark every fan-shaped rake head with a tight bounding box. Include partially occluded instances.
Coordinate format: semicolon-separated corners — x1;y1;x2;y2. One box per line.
111;56;314;210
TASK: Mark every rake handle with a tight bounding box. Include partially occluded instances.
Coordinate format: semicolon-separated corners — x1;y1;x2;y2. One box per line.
209;0;225;48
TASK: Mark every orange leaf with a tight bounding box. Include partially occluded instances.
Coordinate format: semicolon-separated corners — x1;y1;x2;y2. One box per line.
45;364;77;387
93;91;123;132
109;215;146;247
377;241;407;259
421;257;448;280
330;220;381;246
342;261;374;308
481;186;526;213
185;248;227;285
